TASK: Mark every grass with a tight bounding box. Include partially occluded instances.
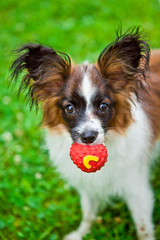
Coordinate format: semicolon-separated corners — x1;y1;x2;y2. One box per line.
0;0;160;239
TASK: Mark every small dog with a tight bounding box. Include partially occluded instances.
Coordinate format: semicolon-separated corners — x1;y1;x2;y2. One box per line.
11;28;160;240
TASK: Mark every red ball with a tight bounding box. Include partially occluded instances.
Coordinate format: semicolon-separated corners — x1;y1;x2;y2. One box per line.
69;143;108;173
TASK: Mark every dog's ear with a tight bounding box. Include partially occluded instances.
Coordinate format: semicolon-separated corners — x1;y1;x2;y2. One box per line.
97;28;150;94
10;43;71;106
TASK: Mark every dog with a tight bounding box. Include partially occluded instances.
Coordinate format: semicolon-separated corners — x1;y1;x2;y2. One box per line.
11;28;160;240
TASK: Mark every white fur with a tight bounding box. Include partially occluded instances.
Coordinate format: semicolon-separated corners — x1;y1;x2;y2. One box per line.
46;102;155;240
80;68;97;109
76;69;104;144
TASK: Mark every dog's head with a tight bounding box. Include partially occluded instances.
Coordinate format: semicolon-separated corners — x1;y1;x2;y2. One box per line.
11;28;149;144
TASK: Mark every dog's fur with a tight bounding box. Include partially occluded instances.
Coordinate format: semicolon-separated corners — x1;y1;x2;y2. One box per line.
11;28;160;240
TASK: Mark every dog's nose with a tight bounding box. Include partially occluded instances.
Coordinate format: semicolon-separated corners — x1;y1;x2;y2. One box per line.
81;130;98;144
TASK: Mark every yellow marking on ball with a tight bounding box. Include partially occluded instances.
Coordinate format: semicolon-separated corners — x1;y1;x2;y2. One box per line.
83;155;99;169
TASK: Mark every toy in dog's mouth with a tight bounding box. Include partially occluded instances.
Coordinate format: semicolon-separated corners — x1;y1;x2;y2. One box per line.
69;143;108;173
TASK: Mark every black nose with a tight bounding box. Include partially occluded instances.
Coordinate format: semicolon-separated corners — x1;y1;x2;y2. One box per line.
81;130;98;144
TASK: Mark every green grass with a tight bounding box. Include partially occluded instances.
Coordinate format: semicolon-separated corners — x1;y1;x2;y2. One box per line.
0;0;160;239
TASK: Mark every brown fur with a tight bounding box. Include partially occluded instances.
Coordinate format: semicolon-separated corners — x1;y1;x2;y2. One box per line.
62;64;83;98
92;63;134;133
140;50;160;140
10;44;71;106
107;92;133;132
42;65;83;129
149;49;160;76
95;29;149;134
42;96;65;128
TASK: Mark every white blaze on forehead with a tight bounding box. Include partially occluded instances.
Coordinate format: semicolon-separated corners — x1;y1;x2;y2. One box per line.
80;69;97;107
76;66;105;144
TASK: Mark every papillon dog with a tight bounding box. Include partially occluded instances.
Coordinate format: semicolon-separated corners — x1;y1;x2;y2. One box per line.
11;28;160;240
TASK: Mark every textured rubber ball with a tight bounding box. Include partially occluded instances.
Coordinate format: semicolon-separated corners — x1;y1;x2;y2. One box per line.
69;142;108;173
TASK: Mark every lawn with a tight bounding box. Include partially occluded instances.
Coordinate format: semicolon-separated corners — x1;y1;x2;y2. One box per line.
0;0;160;239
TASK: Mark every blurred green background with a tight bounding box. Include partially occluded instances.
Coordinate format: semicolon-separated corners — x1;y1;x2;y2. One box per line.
0;0;160;239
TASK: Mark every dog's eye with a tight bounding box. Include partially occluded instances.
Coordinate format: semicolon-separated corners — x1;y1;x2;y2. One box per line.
99;102;109;113
65;104;75;115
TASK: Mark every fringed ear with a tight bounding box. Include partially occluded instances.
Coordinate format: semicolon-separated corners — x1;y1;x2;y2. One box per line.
10;43;71;107
97;27;150;95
